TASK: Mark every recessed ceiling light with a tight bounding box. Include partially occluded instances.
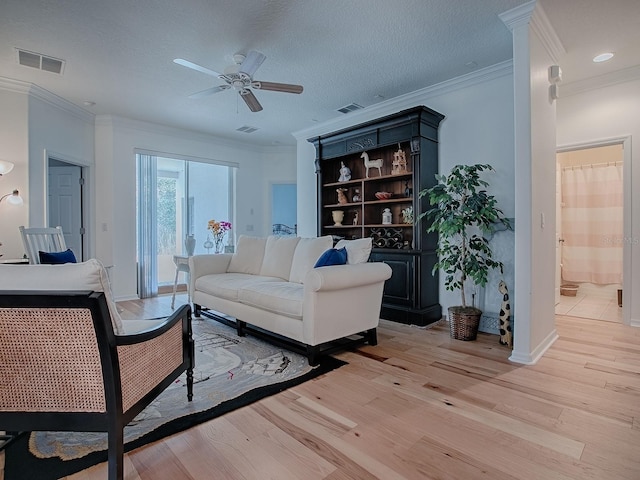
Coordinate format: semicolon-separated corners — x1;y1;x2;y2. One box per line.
593;52;614;63
83;101;96;107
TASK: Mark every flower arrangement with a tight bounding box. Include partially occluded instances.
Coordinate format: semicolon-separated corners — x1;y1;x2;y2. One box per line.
207;219;232;253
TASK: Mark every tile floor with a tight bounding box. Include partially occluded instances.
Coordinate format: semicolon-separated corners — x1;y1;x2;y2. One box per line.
555;283;622;322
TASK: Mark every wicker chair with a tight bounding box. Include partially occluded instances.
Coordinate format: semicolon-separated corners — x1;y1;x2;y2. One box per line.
0;290;195;480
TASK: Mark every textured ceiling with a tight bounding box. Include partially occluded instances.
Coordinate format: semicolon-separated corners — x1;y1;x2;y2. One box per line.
0;0;638;146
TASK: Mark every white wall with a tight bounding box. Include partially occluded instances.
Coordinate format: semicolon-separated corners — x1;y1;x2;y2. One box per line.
94;115;296;300
557;77;640;326
0;80;296;301
28;92;95;227
295;64;516;320
0;82;94;260
526;16;560;360
0;86;28;258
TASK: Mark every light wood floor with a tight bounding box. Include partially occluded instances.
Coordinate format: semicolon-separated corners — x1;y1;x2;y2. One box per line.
4;293;640;479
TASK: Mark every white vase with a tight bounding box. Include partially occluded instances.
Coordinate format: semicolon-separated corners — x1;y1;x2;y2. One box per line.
332;210;344;226
185;234;196;256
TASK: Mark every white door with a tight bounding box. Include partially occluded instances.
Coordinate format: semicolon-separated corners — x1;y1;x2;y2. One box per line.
49;164;83;259
555;160;562;305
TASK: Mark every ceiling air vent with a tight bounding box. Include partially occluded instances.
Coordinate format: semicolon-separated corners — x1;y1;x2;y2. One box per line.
236;125;259;134
16;48;65;74
337;103;363;114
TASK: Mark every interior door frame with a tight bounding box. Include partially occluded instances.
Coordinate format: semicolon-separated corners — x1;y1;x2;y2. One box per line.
556;135;631;326
44;150;91;261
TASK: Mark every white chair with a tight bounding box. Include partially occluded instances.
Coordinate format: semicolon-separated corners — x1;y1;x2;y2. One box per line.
19;225;67;264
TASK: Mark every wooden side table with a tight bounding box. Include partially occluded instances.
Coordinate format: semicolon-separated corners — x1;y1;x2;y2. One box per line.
171;255;191;309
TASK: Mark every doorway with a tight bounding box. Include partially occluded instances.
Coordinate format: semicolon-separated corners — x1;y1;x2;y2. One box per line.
48;158;84;260
137;153;236;298
555;143;624;323
271;183;297;235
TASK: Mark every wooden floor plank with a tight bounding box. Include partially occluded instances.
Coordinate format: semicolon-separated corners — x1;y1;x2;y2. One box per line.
5;293;636;480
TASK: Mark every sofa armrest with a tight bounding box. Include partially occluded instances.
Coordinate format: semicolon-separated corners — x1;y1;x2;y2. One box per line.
189;254;232;291
301;262;392;346
304;262;392;291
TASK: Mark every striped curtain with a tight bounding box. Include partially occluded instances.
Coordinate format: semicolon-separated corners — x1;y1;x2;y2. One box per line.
561;164;623;284
137;154;158;298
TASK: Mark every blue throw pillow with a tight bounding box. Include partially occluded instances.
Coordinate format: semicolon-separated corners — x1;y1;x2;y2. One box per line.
39;249;77;265
314;247;348;268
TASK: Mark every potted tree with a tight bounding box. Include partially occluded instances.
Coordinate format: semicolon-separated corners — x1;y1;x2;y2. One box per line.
419;164;512;340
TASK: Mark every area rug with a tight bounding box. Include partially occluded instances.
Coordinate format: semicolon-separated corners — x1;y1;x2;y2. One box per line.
3;316;345;480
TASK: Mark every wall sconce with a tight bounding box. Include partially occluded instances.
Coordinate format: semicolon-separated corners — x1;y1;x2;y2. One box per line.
0;160;15;176
0;189;23;206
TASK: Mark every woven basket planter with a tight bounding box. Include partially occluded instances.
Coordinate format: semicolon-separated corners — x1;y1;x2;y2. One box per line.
448;306;482;341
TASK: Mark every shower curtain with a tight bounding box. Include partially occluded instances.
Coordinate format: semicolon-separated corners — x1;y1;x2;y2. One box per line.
561;163;623;284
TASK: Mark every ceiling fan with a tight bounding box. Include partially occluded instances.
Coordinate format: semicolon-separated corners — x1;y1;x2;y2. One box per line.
173;50;303;112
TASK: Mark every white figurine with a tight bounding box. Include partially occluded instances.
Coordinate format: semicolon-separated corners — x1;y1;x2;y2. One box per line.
338;161;351;182
361;151;383;178
382;208;392;225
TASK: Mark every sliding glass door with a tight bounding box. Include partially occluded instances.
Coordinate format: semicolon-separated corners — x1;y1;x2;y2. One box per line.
137;153;236;298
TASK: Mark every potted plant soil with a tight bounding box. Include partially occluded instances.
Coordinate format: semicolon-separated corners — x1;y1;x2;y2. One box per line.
420;164;512;340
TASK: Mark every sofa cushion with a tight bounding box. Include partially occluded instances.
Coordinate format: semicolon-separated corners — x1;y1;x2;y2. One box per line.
195;273;281;302
0;258;124;335
335;237;373;264
239;281;304;319
227;235;267;275
39;248;77;264
314;247;347;267
289;235;333;283
259;235;300;280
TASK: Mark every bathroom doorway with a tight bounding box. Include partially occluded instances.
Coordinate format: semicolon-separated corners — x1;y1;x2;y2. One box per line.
555;143;624;323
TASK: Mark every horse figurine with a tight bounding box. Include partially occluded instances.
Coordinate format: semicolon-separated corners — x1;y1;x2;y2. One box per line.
498;280;512;347
361;151;383;178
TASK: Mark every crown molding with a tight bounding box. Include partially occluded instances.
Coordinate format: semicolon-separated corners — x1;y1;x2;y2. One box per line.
0;76;31;95
560;65;640;97
499;0;536;32
95;114;289;154
294;60;513;141
0;76;94;124
530;3;565;63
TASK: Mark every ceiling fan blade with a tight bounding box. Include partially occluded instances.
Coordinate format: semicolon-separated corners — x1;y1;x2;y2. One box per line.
238;50;266;77
252;81;303;94
173;58;223;78
188;85;230;99
240;89;263;112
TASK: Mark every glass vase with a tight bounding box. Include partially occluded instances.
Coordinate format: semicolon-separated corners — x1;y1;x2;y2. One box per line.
214;237;224;254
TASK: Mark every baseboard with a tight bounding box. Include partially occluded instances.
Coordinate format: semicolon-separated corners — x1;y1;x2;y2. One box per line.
509;328;559;365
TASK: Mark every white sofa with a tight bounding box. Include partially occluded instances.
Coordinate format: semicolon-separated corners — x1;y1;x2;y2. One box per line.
189;235;392;364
